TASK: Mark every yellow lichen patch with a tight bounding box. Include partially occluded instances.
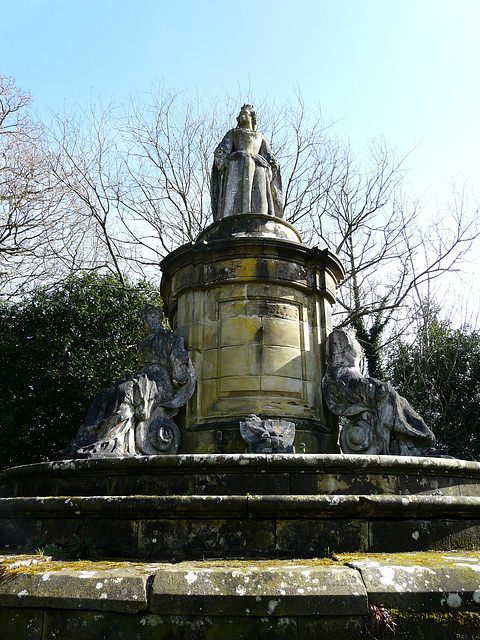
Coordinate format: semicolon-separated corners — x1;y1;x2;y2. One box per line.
0;555;155;581
337;550;480;567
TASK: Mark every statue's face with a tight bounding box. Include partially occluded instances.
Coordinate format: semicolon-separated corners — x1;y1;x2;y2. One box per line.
329;330;363;369
237;108;253;130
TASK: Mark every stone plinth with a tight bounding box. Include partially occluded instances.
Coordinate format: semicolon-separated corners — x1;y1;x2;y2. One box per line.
2;455;480;560
160;214;344;454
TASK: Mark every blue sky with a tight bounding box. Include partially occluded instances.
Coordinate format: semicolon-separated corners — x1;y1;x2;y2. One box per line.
2;0;480;206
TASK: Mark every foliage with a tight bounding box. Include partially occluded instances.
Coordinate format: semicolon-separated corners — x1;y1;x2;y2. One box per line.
386;305;480;460
0;273;162;470
364;603;396;637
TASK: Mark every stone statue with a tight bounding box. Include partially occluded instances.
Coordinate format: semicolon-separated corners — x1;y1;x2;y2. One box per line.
62;306;196;459
322;328;436;457
211;104;283;221
240;415;295;453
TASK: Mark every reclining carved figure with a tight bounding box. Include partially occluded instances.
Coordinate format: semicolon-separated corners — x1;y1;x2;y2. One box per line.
62;306;196;458
322;328;436;457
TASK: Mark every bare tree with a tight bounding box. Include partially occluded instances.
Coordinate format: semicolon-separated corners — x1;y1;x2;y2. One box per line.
47;99;132;286
0;76;87;298
308;139;480;375
0;76;50;296
4;77;479;370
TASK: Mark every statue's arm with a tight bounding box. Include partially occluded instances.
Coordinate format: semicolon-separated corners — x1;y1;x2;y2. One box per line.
323;373;375;416
260;137;283;216
214;130;233;172
260;137;280;175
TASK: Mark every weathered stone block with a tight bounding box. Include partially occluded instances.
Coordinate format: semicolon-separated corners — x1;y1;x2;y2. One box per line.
398;473;465;496
260;375;303;395
449;521;480;549
299;614;364;639
41;517;87;548
220;316;262;347
185;322;204;350
220;299;247;318
261;346;303;378
292;431;340;454
384;611;480;640
201;319;219;350
0;518;42;546
219;375;261;393
150;561;367;617
246;299;300;321
199;349;218;380
194;472;290;496
300;320;312;351
454;479;480;497
207;393;264;417
350;552;480;612
138;518;275;560
219;345;261;377
0;607;43;639
0;565;150;612
369;520;451;553
276;519;368;556
262;317;301;348
180;430;220;454
85;519;138;555
43;610;154;640
157;614;298;640
290;472;399;496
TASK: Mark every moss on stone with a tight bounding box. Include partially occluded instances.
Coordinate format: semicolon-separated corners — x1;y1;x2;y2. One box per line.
0;555;153;582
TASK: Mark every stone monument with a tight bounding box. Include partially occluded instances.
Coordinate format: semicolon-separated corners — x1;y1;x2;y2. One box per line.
160;105;345;453
2;104;480;640
62;305;196;458
211;104;283;220
322;327;436;456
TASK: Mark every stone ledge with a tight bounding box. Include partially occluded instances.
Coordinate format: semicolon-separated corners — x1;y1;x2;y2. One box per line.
1;494;480;520
0;556;155;613
349;552;480;613
149;561;366;616
1;552;480;617
4;454;480;480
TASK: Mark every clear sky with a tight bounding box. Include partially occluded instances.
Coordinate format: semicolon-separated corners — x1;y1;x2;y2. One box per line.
2;0;479;207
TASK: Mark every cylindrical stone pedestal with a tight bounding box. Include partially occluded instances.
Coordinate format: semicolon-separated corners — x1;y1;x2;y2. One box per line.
160;214;344;453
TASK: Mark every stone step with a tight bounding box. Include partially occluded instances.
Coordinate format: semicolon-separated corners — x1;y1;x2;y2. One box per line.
1;493;480;560
2;454;480;498
1;552;480;639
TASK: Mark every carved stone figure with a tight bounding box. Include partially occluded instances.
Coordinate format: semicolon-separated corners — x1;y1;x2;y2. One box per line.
62;306;196;459
240;415;295;453
322;328;436;457
211;104;283;220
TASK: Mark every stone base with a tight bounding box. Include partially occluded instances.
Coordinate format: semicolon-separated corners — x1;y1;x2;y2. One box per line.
160;214;345;452
2;455;480;560
1;552;480;639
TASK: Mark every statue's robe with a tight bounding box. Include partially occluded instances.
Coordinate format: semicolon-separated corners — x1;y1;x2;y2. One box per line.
323;367;436;456
211;127;283;220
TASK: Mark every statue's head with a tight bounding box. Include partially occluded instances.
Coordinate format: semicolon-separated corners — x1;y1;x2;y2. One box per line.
141;305;165;334
326;328;364;370
237;104;257;130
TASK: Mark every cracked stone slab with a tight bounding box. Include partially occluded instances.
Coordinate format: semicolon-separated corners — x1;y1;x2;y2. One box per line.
150;559;367;616
348;551;480;612
0;558;159;613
